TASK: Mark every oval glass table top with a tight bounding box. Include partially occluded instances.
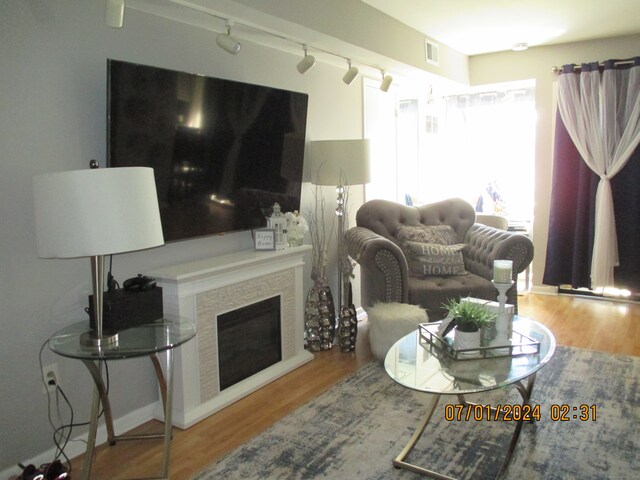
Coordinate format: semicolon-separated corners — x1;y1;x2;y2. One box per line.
385;316;555;395
49;318;197;360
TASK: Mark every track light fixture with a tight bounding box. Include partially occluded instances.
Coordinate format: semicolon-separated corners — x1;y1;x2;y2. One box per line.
342;60;359;85
296;46;316;74
105;0;125;28
380;70;393;92
104;2;396;88
216;24;241;55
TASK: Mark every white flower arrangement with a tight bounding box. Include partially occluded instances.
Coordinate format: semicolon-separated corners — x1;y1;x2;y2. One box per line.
284;210;309;246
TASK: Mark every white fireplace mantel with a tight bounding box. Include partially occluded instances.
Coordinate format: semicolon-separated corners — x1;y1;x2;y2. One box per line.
147;245;313;428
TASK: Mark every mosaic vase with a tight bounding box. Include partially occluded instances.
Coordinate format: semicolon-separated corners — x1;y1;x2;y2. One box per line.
337;282;358;352
304;280;336;351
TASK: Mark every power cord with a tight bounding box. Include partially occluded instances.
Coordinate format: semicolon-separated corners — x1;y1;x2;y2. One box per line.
38;339;110;477
107;254;119;292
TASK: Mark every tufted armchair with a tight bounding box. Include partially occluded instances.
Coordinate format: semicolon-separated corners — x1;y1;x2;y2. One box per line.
345;198;534;320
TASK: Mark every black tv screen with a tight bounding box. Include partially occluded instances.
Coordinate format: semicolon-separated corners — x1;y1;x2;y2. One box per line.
107;59;308;242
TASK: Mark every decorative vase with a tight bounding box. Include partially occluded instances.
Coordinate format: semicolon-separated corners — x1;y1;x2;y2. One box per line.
288;236;303;247
337;282;357;352
453;328;481;358
304;280;335;351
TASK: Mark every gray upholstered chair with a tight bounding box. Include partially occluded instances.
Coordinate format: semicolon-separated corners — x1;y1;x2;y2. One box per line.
476;213;509;230
345;198;534;320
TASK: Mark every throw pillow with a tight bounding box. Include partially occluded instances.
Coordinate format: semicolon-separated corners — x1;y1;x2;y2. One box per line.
394;224;458;246
404;242;467;276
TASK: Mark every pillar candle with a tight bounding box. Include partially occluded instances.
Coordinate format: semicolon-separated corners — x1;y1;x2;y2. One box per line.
493;260;513;284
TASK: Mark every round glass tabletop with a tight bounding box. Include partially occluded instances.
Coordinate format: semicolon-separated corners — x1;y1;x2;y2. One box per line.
384;316;555;395
48;318;197;360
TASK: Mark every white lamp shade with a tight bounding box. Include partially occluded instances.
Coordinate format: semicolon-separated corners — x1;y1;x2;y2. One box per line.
309;139;371;186
33;167;165;258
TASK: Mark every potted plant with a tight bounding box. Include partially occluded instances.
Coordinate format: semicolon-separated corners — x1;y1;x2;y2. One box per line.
442;298;497;356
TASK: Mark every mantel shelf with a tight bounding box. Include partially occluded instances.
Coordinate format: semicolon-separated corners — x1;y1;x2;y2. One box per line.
147;245;311;283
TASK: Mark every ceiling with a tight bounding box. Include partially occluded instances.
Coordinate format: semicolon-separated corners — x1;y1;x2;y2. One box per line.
362;0;640;56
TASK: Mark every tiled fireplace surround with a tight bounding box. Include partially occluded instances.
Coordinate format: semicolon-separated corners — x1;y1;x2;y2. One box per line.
148;246;313;428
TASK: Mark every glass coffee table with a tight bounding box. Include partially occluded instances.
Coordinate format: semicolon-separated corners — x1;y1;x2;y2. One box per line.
385;316;555;479
49;318;196;480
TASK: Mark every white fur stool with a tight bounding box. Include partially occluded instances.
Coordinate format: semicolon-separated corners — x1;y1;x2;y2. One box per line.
366;302;429;363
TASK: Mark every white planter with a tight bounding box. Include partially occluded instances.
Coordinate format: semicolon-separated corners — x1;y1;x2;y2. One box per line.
453;328;481;358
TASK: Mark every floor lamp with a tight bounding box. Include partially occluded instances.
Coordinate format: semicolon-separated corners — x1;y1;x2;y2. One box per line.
309;139;371;312
33;162;165;347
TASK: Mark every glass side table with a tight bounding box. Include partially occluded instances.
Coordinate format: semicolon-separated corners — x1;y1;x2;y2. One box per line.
385;316;555;479
49;318;197;480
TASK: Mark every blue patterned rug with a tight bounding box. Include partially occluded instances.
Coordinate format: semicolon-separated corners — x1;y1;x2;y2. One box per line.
192;346;639;479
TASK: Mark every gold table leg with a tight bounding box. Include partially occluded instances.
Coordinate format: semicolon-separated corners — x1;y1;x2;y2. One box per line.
78;353;175;480
394;373;538;480
393;394;458;479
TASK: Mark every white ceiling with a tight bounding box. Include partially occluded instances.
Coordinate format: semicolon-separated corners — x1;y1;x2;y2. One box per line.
362;0;640;56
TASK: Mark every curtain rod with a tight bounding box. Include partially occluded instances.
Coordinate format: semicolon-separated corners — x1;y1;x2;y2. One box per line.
551;59;636;74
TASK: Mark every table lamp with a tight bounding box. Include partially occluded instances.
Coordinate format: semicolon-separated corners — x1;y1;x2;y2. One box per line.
309;139;371;311
33;162;165;347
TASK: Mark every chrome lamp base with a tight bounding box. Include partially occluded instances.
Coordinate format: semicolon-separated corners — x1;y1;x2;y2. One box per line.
80;329;119;347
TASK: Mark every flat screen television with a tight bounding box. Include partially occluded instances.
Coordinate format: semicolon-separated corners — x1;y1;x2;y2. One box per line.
107;59;309;242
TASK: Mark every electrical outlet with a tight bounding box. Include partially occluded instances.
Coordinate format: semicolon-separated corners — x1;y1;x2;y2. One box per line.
42;363;59;394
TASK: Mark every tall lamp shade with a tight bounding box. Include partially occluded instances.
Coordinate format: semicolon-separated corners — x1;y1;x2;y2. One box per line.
309;139;371;187
33;166;164;346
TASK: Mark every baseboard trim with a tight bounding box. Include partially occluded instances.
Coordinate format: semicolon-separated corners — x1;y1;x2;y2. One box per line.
531;285;558;295
1;403;158;479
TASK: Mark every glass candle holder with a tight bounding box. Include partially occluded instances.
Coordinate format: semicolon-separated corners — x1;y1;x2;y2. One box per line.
493;259;513;284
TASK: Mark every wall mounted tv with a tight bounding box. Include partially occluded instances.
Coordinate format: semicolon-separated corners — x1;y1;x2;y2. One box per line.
107;59;309;242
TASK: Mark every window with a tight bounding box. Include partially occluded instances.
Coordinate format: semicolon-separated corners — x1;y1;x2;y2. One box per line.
437;82;536;223
364;79;536;227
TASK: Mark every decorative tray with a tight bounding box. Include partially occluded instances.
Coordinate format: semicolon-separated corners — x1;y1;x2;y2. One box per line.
419;321;541;361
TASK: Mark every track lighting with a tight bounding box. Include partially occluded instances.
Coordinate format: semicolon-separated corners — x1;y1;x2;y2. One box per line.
342;60;359;85
296;46;316;74
105;0;125;28
380;70;393;92
216;25;241;55
104;2;393;88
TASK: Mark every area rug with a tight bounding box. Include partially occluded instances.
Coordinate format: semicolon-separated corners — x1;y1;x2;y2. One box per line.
192;346;639;479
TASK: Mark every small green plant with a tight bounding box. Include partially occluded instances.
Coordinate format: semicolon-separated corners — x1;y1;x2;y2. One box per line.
443;298;497;332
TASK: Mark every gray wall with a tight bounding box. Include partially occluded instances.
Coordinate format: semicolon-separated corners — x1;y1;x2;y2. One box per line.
0;0;366;470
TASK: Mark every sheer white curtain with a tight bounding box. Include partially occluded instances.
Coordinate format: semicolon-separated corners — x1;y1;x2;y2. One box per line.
557;58;640;288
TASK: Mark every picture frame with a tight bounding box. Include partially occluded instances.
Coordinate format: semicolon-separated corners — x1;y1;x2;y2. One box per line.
254;228;276;250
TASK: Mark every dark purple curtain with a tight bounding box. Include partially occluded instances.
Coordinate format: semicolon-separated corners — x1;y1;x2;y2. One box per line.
611;144;640;291
543;112;598;289
543;112;640;292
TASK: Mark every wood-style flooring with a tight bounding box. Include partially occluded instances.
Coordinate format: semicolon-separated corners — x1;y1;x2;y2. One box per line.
69;293;640;479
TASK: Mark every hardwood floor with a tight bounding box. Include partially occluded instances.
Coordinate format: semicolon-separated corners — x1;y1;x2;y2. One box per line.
519;293;640;356
70;293;639;479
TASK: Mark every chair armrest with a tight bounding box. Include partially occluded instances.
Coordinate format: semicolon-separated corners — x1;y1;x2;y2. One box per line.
464;224;534;281
345;227;409;307
464;224;533;314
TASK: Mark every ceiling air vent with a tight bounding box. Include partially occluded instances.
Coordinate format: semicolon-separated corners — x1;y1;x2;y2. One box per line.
425;39;439;66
